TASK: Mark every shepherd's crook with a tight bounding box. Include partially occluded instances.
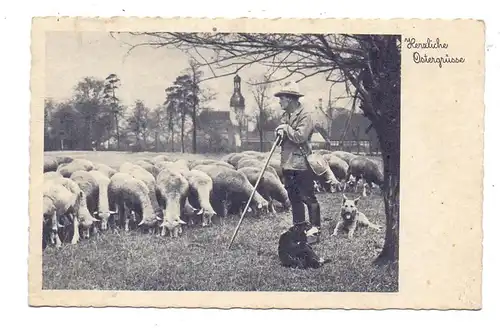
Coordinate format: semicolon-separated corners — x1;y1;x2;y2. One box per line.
227;135;282;249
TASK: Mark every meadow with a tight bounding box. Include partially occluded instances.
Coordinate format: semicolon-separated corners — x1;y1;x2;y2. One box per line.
42;151;398;292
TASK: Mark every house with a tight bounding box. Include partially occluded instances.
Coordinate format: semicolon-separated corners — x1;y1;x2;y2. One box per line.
326;109;380;155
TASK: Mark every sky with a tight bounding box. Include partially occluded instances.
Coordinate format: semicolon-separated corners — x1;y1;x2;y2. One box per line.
45;31;356;128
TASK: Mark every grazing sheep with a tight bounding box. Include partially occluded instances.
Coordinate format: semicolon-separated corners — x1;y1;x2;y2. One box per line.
69;171;102;239
49;177;98;244
347;156;384;196
323;153;349;183
227;153;252;167
313;149;332;156
136;157;155;165
155;168;189;237
93;163;117;179
331;150;356;164
57;159;95;178
194;164;269;217
108;173;162;231
182;198;203;226
240;150;264;157
87;170;116;231
151;154;171;165
135;160;159;178
55;156;74;165
236;158;280;181
42;180;82;248
156;160;190;175
237;167;291;213
220;153;237;163
44;157;59;172
188;159;234;170
183;169;217;227
119;162;163;220
306;153;340;193
44;171;62;180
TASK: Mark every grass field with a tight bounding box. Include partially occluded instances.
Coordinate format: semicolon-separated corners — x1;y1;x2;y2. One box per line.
42;151;397;292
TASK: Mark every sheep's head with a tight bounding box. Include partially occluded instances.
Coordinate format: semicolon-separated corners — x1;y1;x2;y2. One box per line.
138;214;162;228
93;210;117;230
199;208;216;227
159;216;187;237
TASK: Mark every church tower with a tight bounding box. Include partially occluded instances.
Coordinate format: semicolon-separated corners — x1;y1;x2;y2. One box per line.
229;74;246;151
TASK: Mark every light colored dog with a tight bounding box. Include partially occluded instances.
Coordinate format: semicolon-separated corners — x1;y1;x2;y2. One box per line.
332;194;381;239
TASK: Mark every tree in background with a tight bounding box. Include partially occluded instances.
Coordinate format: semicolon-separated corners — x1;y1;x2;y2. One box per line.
104;74;122;150
125;32;401;266
249;74;274;151
126;100;151;151
165;65;217;153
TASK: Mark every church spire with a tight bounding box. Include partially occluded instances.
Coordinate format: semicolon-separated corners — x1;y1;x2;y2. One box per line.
230;74;245;109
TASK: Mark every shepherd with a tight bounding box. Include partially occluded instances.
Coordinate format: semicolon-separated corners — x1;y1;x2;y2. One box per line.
274;81;327;245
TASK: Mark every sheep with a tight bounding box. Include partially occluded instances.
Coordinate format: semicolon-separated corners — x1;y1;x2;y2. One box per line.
42;180;82;248
151;154;171;165
194;164;269;218
237;167;291;214
347;156;384;196
236;158;280;181
93;163;117;179
323;153;349;186
44;171;62;180
87;170;116;231
331;150;356;164
108;172;162;232
240;150;264;157
55;156;74;165
227;153;253;167
135;160;159;178
183;169;217;227
155;168;189;237
44;157;59;172
305;153;341;193
136;157;155;165
119;162;163;220
69;171;102;239
313;149;332;156
220;153;237;163
57;159;95;178
48;177;98;244
188;159;234;170
156;160;190;175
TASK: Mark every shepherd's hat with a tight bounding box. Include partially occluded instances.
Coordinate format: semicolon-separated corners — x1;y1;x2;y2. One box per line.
274;81;304;98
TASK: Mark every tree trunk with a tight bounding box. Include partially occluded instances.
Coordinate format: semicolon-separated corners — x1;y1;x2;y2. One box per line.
259;109;263;152
170;126;174;152
374;113;400;266
180;114;185;153
192;105;197;154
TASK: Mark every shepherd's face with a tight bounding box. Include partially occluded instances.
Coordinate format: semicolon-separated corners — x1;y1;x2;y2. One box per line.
279;95;293;111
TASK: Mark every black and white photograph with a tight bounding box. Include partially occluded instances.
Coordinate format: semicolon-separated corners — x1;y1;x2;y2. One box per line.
40;27;401;293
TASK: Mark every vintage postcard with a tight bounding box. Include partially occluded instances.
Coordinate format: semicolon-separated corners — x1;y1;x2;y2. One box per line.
29;17;484;309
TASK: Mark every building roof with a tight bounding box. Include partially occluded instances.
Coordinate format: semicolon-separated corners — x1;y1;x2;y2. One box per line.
329;111;378;142
198;110;231;123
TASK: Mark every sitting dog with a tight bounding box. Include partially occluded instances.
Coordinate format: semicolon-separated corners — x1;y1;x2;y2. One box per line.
278;224;331;269
332;194;382;239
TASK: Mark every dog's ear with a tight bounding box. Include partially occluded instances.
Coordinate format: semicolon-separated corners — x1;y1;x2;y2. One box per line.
342;194;348;203
353;196;361;205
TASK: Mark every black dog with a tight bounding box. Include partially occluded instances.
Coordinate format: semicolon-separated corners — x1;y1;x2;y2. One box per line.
278;225;331;269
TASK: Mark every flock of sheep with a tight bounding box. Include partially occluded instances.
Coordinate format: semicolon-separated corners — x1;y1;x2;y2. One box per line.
42;149;384;249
